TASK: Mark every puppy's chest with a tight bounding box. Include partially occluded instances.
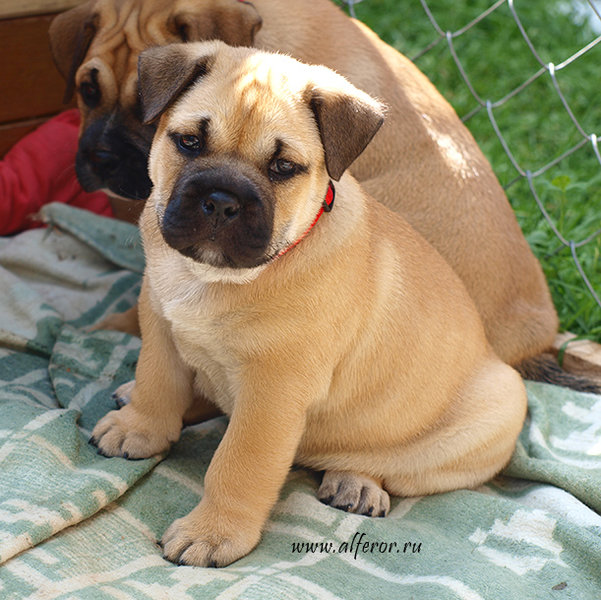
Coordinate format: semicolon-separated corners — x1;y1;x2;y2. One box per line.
153;281;242;413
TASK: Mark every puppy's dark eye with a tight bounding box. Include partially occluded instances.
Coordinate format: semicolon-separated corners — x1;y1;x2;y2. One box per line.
80;80;101;108
178;134;202;154
269;158;298;180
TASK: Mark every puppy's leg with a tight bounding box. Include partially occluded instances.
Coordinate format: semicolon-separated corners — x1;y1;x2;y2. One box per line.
161;368;313;567
91;278;193;458
181;398;223;427
91;304;141;337
112;380;222;426
318;471;390;517
385;360;527;496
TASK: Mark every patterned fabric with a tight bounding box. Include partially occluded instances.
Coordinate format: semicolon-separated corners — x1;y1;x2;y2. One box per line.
1;203;600;599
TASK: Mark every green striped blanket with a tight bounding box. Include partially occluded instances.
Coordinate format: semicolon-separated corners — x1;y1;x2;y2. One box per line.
1;203;600;599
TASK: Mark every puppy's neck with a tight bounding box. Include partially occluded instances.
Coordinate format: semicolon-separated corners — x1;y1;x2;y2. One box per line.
274;181;335;260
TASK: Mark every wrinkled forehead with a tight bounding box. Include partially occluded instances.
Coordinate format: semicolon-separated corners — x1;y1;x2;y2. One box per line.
91;0;176;51
168;54;321;161
77;0;177;103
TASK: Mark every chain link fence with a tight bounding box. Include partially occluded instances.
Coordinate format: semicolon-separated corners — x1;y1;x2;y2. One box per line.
344;0;601;339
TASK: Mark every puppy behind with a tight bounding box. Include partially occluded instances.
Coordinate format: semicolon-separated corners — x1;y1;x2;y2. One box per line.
91;41;527;567
49;0;560;371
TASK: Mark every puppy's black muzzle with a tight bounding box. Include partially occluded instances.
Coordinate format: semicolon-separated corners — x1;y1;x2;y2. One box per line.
76;112;155;200
88;147;121;175
162;167;274;269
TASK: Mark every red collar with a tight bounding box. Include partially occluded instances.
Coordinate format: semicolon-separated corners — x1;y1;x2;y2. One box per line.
276;181;335;259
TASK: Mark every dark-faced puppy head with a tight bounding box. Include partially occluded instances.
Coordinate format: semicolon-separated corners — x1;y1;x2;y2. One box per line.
137;41;384;276
48;0;263;200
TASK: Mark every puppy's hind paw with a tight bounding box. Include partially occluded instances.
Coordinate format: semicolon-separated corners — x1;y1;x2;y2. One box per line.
90;306;141;337
318;470;390;517
112;379;135;409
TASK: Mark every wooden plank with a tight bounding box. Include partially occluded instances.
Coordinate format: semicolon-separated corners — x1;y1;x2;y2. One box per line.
553;332;601;383
0;14;73;124
0;0;83;20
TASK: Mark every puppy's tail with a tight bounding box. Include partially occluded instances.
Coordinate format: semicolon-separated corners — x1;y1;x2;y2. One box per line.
515;352;601;394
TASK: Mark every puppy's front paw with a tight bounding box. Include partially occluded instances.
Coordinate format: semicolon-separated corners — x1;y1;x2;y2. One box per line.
90;404;180;459
318;470;390;517
162;506;261;567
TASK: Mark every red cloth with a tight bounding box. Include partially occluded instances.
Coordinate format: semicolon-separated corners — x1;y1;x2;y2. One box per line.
0;109;112;235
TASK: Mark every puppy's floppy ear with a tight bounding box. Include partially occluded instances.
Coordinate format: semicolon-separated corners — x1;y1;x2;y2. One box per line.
138;45;213;124
308;82;385;181
169;0;263;47
49;1;98;103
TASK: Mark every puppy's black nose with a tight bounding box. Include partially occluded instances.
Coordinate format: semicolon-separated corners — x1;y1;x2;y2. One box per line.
201;190;240;222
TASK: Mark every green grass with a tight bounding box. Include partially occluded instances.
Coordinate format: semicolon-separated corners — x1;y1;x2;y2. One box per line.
345;0;601;340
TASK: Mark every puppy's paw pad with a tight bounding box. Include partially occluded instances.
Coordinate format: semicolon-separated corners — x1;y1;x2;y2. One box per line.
318;470;390;517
